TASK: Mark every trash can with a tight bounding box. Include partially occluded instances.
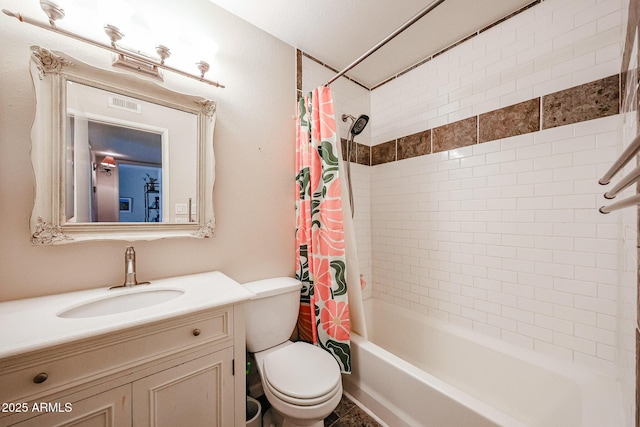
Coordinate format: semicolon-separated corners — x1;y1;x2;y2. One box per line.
246;396;262;427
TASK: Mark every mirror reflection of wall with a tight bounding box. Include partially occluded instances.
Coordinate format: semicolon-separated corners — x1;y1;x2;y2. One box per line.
118;164;162;222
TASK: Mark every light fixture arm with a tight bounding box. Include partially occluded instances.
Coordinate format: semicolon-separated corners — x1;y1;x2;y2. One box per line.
2;8;225;88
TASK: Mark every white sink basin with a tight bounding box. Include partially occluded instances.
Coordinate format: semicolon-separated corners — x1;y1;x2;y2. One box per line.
0;271;255;358
58;288;184;318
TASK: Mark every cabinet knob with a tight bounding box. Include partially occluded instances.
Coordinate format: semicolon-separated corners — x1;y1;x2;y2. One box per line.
192;329;201;336
33;373;48;384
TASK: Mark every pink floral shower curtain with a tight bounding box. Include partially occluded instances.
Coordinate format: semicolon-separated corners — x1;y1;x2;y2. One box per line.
295;87;351;373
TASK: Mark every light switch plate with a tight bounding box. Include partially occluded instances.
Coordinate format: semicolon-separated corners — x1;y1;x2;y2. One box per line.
175;203;188;214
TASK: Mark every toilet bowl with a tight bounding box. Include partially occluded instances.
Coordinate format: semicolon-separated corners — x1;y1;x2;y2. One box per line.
244;278;343;427
255;341;342;427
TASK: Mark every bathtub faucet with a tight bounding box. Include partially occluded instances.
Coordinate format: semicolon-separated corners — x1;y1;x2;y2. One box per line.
110;246;150;289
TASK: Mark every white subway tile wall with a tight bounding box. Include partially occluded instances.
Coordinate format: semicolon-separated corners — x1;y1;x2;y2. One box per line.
363;0;636;380
371;115;628;375
370;0;623;145
300;0;634;384
350;163;374;300
619;15;638;422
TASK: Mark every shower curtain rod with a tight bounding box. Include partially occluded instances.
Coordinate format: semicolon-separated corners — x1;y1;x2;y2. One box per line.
324;0;446;86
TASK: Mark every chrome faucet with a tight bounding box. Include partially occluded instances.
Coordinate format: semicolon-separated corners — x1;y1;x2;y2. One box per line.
110;246;150;289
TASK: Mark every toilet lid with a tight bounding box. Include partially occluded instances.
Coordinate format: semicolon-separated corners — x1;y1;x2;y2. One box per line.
263;342;341;400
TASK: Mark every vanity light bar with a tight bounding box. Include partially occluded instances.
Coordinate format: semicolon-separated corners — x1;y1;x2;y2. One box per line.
2;8;226;88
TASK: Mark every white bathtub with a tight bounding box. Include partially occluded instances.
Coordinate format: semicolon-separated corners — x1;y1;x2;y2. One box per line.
343;299;624;427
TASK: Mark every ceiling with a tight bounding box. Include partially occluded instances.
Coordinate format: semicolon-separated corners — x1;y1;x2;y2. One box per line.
208;0;535;88
89;121;162;165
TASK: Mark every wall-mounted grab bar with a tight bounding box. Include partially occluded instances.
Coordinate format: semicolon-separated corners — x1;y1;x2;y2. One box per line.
600;193;640;214
599;133;640;185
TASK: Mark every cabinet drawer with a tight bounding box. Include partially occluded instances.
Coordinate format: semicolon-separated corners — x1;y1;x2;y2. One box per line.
0;308;231;404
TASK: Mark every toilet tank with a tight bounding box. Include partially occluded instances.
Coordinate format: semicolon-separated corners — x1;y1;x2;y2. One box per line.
244;277;302;353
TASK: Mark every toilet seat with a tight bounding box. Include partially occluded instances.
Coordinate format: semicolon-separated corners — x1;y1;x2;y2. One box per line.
264;374;342;407
262;342;341;406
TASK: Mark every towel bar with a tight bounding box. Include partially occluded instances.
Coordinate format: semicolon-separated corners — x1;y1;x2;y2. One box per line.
603;163;640;199
599;193;640;214
599;133;640;185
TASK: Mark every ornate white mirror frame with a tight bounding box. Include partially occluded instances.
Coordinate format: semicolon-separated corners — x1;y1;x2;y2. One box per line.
29;45;216;245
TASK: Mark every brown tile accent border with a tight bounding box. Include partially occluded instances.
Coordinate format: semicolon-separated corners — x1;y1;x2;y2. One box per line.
340;138;370;166
364;74;620;167
296;49;303;103
432;33;479;60
542;75;620;129
398;130;431;160
479;98;540;143
340;138;352;163
433;116;477;153
356;143;371;166
296;49;302;92
302;52;369;91
479;0;541;34
371;140;396;165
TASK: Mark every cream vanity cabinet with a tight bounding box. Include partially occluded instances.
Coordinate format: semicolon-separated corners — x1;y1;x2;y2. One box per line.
0;304;246;427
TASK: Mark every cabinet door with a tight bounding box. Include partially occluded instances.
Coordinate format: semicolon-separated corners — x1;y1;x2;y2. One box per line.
15;384;131;427
132;349;234;427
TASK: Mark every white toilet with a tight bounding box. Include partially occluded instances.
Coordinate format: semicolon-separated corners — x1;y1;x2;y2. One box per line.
244;277;343;427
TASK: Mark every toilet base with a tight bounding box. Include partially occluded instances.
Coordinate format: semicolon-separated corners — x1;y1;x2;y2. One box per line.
262;408;278;427
263;408;324;427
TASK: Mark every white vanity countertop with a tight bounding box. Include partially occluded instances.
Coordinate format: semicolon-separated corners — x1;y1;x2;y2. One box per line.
0;271;254;359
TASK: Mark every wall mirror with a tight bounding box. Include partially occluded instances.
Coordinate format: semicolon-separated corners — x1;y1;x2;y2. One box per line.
29;45;216;244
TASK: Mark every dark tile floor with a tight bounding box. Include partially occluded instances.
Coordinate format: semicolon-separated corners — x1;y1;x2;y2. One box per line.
324;395;382;427
256;393;382;427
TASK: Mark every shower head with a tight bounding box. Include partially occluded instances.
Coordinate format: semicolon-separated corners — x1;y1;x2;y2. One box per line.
342;113;369;136
341;113;369;218
351;114;369;135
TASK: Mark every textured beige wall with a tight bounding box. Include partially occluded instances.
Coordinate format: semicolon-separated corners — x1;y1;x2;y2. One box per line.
0;0;296;301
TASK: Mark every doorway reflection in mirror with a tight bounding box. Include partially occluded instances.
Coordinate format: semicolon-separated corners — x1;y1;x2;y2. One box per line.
64;80;199;225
